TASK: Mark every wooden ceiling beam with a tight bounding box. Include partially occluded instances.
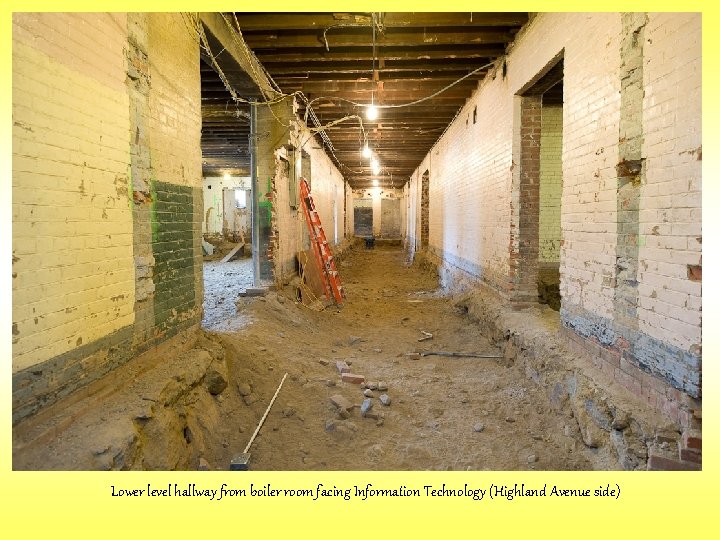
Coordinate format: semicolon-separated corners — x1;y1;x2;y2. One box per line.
242;29;516;49
270;69;490;81
272;71;488;85
252;46;506;63
232;12;527;31
281;78;479;93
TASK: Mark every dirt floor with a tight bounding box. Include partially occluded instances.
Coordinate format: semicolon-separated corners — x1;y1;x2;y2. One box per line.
13;244;603;471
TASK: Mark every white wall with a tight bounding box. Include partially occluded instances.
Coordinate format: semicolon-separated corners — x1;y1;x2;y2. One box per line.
353;187;403;236
405;12;701;398
202;175;250;234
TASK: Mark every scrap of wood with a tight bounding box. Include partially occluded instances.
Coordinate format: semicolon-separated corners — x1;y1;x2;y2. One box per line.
238;288;267;297
419;351;502;358
220;242;245;263
418;330;433;342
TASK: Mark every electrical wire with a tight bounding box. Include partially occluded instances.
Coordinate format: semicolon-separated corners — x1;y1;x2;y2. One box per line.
186;12;499;180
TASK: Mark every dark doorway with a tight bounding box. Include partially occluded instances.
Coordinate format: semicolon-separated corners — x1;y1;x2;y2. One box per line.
354;199;373;237
420;170;430;249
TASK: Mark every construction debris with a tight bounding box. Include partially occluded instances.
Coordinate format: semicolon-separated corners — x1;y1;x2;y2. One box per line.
238;288;267;297
329;394;353;412
341;373;365;384
360;398;373;417
418;330;433;342
220;241;245;263
335;360;350;374
201;239;214;256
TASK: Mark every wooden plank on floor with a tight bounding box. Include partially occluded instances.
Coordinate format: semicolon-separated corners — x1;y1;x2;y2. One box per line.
220;242;245;263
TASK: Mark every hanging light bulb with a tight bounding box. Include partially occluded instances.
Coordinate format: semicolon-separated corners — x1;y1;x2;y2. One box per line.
362;145;372;159
223;173;231;181
371;158;381;176
372;179;379;187
366;104;378;121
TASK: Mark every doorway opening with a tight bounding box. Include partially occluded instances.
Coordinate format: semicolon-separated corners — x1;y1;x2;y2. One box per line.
515;57;563;309
199;57;255;330
354;197;373;238
420;170;430;249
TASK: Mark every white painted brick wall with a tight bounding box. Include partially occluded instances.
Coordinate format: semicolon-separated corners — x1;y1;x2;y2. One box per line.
12;13;135;372
301;139;346;247
404;12;701;357
270;119;347;283
408;13;622;304
345;182;354;237
638;12;701;351
148;14;202;189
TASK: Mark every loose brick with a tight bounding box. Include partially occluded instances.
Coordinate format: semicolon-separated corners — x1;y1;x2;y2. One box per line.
341;373;365;384
329;394;353;412
335;360;350;374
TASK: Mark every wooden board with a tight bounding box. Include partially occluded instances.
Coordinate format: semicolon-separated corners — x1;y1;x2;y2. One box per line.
220;242;245;263
297;249;326;305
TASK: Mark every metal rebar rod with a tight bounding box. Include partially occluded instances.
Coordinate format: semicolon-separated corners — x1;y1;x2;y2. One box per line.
420;351;503;359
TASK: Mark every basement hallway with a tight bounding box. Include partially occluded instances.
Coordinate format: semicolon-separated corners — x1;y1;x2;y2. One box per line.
11;11;702;478
14;243;611;470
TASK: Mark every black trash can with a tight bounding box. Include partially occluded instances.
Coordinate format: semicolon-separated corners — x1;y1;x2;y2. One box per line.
364;236;375;249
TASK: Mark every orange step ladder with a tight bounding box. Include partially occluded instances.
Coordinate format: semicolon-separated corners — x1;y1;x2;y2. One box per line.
299;177;345;307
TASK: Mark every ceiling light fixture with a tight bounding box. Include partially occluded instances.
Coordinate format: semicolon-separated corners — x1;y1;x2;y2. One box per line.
371;158;381;175
372;179;379;187
366;103;378;121
362;145;373;158
223;173;231;181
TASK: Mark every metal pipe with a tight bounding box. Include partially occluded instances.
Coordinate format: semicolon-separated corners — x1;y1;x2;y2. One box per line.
250;100;260;287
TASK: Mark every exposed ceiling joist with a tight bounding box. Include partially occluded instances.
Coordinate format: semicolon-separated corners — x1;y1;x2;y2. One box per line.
232;12;528;31
200;12;528;186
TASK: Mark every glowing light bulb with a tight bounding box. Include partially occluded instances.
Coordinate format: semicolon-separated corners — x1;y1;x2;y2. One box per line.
372;179;379;187
362;145;372;159
371;159;381;175
366;104;378;121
